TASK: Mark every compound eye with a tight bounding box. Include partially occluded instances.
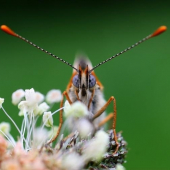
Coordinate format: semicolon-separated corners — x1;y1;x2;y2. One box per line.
72;75;79;88
89;75;96;88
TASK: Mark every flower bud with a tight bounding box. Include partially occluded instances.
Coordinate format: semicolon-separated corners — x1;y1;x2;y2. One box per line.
43;111;53;127
0;122;10;135
64;101;88;118
46;89;62;104
12;89;25;105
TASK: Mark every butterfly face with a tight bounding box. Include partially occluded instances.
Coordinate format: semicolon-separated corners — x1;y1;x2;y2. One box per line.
72;65;96;97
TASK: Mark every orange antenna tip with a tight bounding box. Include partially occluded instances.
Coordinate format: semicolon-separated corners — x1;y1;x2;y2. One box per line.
151;25;167;38
1;25;17;37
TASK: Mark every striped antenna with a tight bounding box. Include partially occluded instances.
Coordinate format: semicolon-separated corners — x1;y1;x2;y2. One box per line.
1;25;78;72
89;26;167;73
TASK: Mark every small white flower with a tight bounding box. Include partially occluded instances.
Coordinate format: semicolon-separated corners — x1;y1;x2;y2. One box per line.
18;101;29;113
61;152;84;170
12;89;25;105
0;122;10;135
116;164;126;170
35;91;44;104
82;130;109;162
64;100;71;113
64;101;88;118
76;118;94;138
43;111;53;127
34;102;50;116
46;89;62;104
0;98;4;109
18;88;39;113
18;110;24;116
25;88;38;106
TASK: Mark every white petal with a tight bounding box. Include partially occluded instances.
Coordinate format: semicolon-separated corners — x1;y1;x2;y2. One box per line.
12;89;25;105
25;88;37;106
61;152;84;170
46;89;62;104
76;118;94;138
35;92;44;104
64;100;71;114
0;122;11;135
18;88;39;113
82;130;109;162
116;164;126;170
18;110;24;116
18;100;38;114
34;102;50;115
43;111;53;127
0;98;4;109
64;101;88;118
18;101;28;112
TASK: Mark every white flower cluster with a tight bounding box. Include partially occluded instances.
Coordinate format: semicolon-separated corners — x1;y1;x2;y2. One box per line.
0;88;62;150
11;88;61;116
60;130;110;170
12;89;62;106
0;88;127;170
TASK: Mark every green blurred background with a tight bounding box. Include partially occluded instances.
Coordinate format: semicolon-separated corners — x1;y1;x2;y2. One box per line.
0;0;170;169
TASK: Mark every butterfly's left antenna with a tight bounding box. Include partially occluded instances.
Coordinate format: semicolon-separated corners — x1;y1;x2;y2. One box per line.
1;25;78;72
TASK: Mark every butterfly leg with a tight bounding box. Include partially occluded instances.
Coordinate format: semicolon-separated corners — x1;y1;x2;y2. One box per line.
92;96;119;155
46;91;72;145
63;91;73;104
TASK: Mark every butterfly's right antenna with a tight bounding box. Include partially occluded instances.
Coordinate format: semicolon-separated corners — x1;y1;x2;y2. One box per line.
89;26;167;73
1;25;78;72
